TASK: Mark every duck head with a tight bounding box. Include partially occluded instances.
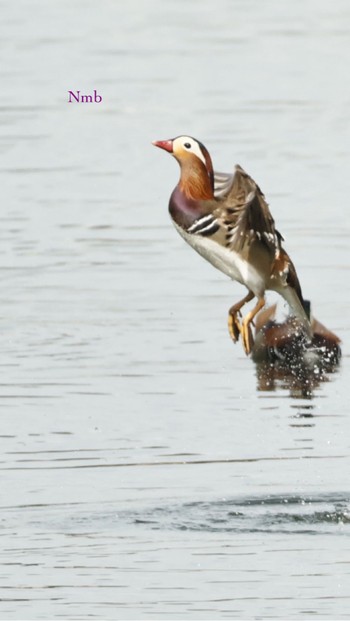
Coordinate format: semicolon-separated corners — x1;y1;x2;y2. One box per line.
153;135;214;200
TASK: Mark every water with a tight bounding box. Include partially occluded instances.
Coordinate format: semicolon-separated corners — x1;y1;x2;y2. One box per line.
0;0;349;618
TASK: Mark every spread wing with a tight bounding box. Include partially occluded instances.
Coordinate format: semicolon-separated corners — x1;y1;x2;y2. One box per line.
214;165;284;256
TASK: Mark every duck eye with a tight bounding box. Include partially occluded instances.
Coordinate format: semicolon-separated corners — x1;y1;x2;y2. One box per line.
184;142;191;149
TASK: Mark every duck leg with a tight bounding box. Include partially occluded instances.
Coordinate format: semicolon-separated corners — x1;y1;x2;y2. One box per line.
228;291;254;343
241;297;266;355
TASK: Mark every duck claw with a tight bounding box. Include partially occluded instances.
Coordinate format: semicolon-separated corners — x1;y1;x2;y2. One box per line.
242;321;255;356
228;311;242;342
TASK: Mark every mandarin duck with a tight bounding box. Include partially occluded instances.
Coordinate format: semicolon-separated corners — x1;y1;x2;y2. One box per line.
252;300;341;370
153;135;311;355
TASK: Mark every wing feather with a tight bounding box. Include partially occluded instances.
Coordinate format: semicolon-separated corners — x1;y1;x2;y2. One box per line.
214;165;283;257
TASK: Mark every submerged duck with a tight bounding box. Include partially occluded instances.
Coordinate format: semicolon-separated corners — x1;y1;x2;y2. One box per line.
153;135;310;355
252;301;341;371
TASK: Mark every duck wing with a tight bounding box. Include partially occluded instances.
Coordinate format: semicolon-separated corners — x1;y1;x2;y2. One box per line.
214;165;284;255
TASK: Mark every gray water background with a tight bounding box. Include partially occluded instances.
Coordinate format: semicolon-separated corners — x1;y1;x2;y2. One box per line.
0;0;350;618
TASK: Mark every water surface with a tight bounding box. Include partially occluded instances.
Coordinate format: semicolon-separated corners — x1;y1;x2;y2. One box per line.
0;0;349;618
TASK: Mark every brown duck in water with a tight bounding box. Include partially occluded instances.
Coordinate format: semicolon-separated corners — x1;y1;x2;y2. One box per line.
252;300;341;371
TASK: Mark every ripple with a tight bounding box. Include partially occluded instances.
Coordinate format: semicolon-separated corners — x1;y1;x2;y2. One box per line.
13;493;349;537
126;493;350;535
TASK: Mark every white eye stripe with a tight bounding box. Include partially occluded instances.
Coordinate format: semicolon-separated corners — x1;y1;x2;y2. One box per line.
174;136;207;167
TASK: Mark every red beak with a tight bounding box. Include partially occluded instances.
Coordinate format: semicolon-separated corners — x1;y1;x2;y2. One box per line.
152;139;173;153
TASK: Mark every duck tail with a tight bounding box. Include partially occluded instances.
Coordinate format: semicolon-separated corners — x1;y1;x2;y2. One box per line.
280;286;312;338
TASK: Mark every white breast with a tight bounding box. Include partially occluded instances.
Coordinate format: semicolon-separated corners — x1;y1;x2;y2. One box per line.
173;222;265;297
